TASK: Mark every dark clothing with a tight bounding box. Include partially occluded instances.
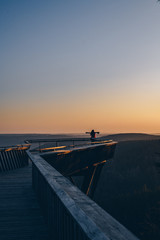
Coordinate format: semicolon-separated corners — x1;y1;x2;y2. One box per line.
90;130;96;139
86;130;99;141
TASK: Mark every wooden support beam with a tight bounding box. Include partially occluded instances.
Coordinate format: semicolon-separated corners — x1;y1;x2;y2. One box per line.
81;161;106;198
81;165;97;196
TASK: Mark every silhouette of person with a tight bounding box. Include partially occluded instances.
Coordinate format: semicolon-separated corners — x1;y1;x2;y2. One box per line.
90;129;96;139
86;129;100;141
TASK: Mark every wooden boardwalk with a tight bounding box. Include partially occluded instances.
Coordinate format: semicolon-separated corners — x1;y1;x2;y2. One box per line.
0;165;51;240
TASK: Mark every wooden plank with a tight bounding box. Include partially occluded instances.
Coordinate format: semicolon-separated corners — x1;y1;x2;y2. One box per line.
41;142;117;176
0;165;51;240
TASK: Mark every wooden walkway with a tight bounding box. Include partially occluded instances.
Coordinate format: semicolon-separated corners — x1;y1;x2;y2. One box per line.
0;165;51;240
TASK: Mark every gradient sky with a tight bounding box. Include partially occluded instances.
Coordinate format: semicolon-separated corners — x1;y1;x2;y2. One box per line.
1;0;160;134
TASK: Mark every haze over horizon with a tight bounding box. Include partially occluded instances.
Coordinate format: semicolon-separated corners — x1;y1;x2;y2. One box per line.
1;1;160;134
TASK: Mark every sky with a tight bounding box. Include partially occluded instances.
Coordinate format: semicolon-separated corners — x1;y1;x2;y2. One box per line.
0;0;160;134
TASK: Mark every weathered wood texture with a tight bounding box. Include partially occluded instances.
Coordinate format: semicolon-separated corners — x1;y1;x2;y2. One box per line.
0;165;51;240
41;142;117;198
0;146;29;172
41;142;116;176
28;151;140;240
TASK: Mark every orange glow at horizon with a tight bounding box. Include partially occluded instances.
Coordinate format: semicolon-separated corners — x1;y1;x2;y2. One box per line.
1;1;160;135
1;92;160;134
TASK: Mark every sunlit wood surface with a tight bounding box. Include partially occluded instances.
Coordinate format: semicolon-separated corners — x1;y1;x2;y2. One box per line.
0;165;50;240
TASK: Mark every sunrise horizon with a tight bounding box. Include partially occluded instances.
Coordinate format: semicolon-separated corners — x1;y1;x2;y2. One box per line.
1;1;160;135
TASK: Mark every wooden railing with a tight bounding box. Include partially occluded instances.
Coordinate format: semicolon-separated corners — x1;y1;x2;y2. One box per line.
0;145;30;172
27;150;139;240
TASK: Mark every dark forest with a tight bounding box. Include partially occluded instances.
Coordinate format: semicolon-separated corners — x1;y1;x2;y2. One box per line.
93;137;160;240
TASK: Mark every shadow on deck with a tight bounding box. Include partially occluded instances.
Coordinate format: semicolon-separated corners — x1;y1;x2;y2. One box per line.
0;165;51;240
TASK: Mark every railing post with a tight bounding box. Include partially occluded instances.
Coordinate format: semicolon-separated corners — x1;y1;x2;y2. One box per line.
0;145;29;172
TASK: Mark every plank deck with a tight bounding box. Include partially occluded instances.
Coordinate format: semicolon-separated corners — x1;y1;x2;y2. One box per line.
0;165;51;240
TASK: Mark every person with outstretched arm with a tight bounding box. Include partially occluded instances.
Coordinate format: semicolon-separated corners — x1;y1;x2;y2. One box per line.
86;129;100;141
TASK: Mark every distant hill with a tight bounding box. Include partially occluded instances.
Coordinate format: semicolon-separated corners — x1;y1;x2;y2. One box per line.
100;133;160;142
93;138;160;240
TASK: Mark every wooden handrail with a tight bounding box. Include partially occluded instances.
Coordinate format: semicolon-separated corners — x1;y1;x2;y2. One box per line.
27;150;139;240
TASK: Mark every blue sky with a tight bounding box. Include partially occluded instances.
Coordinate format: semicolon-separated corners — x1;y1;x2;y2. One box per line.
1;0;160;133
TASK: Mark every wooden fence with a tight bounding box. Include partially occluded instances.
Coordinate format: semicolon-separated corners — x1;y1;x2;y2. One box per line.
0;145;30;172
27;151;139;240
